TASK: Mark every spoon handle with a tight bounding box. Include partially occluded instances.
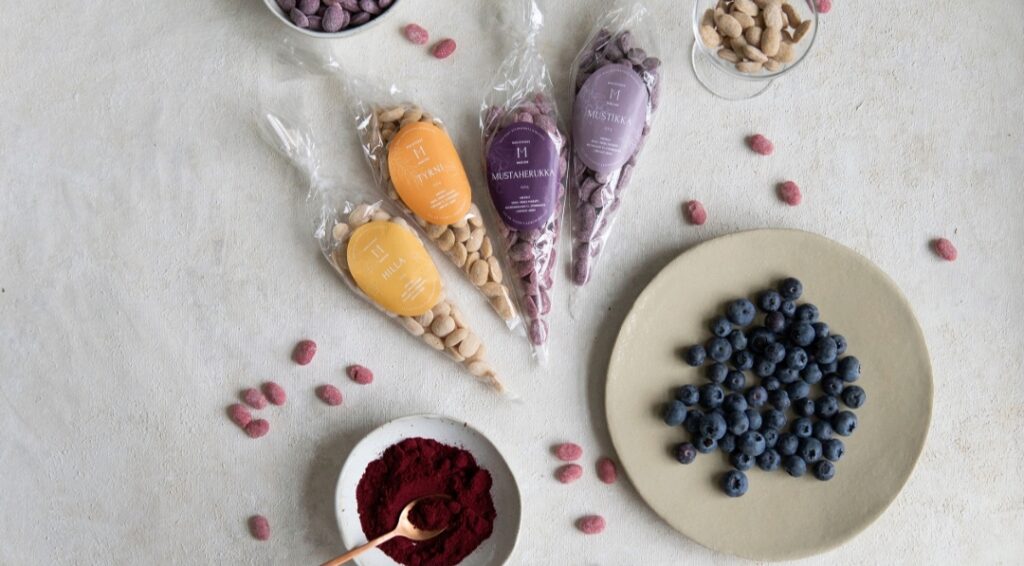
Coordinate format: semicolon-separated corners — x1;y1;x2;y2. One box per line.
320;531;398;566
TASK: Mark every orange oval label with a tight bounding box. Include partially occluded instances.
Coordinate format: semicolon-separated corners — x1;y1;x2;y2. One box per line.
347;221;443;316
387;122;472;225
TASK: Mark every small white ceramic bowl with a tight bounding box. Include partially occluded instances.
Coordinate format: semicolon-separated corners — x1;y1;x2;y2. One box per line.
261;0;401;39
334;414;522;566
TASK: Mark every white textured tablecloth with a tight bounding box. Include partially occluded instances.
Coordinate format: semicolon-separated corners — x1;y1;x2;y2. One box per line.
2;0;1022;564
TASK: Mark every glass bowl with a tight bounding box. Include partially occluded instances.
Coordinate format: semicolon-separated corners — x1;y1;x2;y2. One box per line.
691;0;819;100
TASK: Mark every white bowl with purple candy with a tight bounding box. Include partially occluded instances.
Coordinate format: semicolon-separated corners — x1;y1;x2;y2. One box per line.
262;0;399;37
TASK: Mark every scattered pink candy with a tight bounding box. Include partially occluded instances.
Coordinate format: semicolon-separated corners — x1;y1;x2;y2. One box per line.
817;0;832;14
748;134;774;156
432;38;457;59
347;364;374;385
933;238;958;261
249;515;271;541
685;200;707;226
292;339;317;365
556;464;583;484
242;388;268;410
403;23;429;45
245;419;270;439
317;384;344;406
262;382;287;406
596;457;618;484
778;181;803;206
576;515;606;535
554;443;583;462
228;404;252;428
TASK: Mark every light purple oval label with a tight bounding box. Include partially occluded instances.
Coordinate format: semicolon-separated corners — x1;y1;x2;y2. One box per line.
486;122;559;231
573;64;648;174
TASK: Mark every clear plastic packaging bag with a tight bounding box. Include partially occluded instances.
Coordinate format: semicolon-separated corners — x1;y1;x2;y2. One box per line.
568;3;662;287
256;111;507;394
347;80;521;330
480;0;567;361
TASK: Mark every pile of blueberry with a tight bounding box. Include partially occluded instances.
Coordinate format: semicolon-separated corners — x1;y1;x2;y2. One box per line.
663;277;866;497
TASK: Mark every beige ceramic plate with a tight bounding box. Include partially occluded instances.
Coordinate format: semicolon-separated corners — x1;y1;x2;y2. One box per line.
606;229;932;561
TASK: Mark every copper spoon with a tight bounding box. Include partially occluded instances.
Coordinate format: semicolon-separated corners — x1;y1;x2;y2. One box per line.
321;495;449;566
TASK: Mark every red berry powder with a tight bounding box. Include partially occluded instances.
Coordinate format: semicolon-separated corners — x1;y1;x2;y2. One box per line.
356;438;496;566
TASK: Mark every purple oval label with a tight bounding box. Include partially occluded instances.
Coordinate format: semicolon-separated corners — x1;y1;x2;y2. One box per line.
486;122;559;231
572;64;648;174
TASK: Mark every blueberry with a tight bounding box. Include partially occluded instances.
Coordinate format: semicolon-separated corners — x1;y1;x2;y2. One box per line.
731;350;754;372
676;384;700;406
793;398;816;417
841;385;866;409
726;393;750;414
719;433;737;454
838;356;861;382
728;329;748;351
763;409;787;431
833;411;858;436
832;334;848;355
812;322;830;339
725;369;746;392
816;395;840;419
792;417;813;438
699;411;728;440
706;337;733;363
813;337;838;364
721;470;749;497
761;375;781;391
785;347;809;370
762;428;779;448
801;363;823;385
822;438;845;462
756;448;782;471
778;277;803;300
798;437;823;463
795;303;819;323
780;300;797;318
710;316;732;337
684;345;706;367
822;376;844;396
745;385;768;408
744;408;763;431
813;460;836;481
726;299;757;326
748;328;775;353
755;359;777;378
663;401;688;426
769;389;791;411
786;380;810;400
819;360;838;374
789;323;815;347
695;435;718;454
738;431;767;457
777;433;799;456
730;451;754;471
775;368;799;384
699;384;725;409
764;342;786;363
725;410;749;436
783;455;807;477
765;311;787;333
674;442;697;464
758;290;783;312
684;409;703;434
813;420;833;441
706;362;729;384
